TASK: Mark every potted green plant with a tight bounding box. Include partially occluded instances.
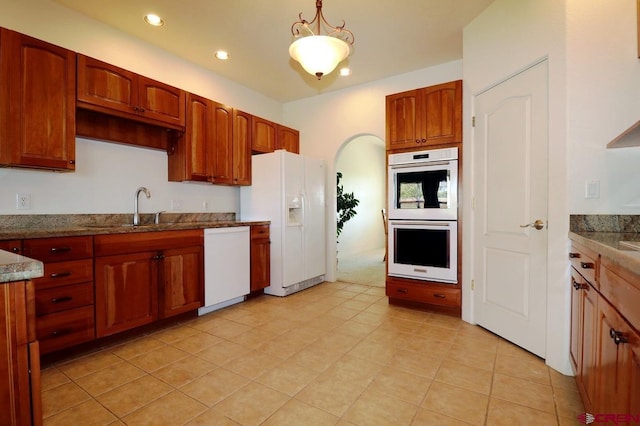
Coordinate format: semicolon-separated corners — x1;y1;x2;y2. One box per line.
336;171;359;242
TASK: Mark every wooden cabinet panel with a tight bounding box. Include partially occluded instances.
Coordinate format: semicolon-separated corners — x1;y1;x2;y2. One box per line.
137;76;185;127
252;116;277;153
233;109;252;185
159;245;203;318
35;282;93;316
0;280;40;425
386;279;460;308
277;125;300;153
0;240;21;254
211;102;234;185
95;251;158;337
168;93;212;182
569;268;582;372
581;275;598;410
77;54;185;130
36;305;95;354
595;295;639;414
385;80;462;151
32;259;93;290
418;81;462;145
386;90;418;150
0;28;76;171
77;55;135;114
250;225;270;292
22;236;93;263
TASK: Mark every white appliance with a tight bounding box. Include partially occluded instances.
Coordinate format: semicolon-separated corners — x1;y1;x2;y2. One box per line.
387;219;458;283
387;147;458;221
198;226;250;315
240;150;326;296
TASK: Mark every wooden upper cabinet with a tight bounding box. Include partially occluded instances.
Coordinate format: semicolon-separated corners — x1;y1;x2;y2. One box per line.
252;116;277;153
233;109;252;186
211;102;234;185
386;80;462;151
277;125;300;153
168;93;212;182
386;89;418;150
0;28;76;171
77;54;185;130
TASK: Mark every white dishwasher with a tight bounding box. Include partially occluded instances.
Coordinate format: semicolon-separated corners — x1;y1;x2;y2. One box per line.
198;227;250;316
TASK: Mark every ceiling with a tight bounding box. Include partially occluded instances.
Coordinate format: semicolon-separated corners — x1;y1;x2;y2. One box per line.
53;0;494;103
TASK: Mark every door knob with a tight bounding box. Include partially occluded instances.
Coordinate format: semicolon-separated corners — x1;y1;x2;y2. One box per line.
520;219;545;230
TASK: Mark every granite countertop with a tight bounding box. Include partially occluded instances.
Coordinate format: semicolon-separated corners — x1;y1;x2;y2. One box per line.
569;231;640;277
0;249;44;283
0;213;269;240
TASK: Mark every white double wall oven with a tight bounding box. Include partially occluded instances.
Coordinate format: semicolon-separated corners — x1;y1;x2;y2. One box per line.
387;147;458;284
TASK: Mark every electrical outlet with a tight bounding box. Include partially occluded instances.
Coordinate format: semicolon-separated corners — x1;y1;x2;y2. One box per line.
585;180;600;199
203;201;209;211
170;199;183;210
16;193;31;210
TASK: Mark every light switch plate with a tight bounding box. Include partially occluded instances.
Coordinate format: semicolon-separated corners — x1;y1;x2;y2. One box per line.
585;180;600;199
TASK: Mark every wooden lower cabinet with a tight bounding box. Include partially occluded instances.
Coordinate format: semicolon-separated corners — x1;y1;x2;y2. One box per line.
250;225;270;292
386;276;461;313
0;280;41;426
95;251;158;337
24;236;95;355
159;246;203;318
569;240;640;416
94;230;203;338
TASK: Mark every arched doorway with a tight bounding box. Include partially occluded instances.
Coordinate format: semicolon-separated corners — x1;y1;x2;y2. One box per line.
334;134;386;287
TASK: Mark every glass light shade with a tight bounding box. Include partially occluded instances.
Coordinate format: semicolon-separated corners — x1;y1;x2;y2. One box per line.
289;35;350;78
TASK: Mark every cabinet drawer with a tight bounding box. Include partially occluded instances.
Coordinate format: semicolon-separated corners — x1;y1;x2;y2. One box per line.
600;260;640;333
35;283;94;316
251;225;270;239
23;236;93;262
33;259;93;289
386;282;460;307
36;306;95;354
569;241;598;286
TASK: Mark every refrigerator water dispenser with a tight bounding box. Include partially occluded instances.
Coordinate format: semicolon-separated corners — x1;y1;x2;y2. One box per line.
287;195;303;226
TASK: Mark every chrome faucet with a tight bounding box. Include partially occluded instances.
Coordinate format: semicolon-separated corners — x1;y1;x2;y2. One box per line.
133;187;151;226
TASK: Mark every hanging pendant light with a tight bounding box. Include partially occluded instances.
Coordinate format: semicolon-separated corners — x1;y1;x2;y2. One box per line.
289;0;354;80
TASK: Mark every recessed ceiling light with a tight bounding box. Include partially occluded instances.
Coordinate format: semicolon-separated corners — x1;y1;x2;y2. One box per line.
215;50;229;60
144;14;164;27
339;67;351;76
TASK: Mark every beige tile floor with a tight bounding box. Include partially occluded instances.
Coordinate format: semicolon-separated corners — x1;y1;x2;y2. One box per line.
41;281;585;425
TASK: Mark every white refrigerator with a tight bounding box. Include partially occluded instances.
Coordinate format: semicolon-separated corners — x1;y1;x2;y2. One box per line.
240;150;326;296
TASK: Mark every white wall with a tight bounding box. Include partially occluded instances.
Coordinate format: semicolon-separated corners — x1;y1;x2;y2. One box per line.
335;135;386;258
566;0;640;213
0;0;283;215
463;0;570;374
284;61;463;281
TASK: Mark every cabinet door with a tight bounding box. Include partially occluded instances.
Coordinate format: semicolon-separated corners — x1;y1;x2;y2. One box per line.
233;109;252;186
250;226;270;292
569;269;583;373
94;252;158;337
386;89;418;150
417;80;462;145
252;116;277;153
211;102;234;185
0;29;75;170
77;55;137;115
595;294;637;414
170;93;211;182
159;246;203;318
581;279;598;411
277;125;300;153
137;75;186;127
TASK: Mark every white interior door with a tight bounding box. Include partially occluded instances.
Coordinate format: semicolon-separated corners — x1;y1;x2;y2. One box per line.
472;60;549;358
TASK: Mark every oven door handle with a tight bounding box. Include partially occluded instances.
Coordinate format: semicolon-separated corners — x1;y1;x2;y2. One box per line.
389;220;453;227
389;160;453;169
